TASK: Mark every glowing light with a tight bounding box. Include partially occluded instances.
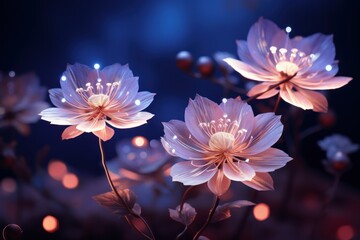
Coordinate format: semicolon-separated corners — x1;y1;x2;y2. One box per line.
337;225;354;240
135;99;141;106
222;98;227;103
285;26;292;33
61;75;67;81
62;173;79;189
132;136;148;147
61;98;66;103
42;215;59;233
253;203;270;221
8;71;16;77
48;160;68;181
325;64;333;71
94;63;100;70
1;178;17;193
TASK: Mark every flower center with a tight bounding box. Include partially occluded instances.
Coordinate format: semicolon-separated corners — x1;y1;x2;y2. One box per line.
209;132;235;151
268;46;318;76
88;94;110;107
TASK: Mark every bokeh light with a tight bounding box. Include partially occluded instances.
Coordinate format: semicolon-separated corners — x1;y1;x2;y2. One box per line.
253;203;270;221
62;173;79;189
337;225;355;240
48;160;68;181
42;215;59;233
132;136;148;148
1;178;17;193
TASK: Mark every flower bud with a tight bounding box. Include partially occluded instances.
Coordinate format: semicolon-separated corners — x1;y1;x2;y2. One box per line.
197;56;214;77
176;51;193;71
2;224;23;240
323;151;351;175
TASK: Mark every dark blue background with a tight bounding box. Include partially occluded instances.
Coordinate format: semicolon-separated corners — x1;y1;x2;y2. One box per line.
1;0;359;184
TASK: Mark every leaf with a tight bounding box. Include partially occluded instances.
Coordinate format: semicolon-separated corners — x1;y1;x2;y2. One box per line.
212;200;254;223
93;188;139;216
169;202;197;226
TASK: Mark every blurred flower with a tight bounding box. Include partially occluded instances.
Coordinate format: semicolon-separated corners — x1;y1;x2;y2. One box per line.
318;134;359;174
224;18;352;112
169;202;197;226
161;95;291;196
0;72;49;135
40;63;155;141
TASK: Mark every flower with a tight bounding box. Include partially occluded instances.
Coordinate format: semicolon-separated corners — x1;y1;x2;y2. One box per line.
0;72;49;135
40;63;155;141
224;18;352;112
161;95;291;196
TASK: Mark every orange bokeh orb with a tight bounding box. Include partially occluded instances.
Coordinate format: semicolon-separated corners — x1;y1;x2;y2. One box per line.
48;160;67;181
42;215;59;233
132;136;148;147
253;203;270;221
62;173;79;189
337;225;355;240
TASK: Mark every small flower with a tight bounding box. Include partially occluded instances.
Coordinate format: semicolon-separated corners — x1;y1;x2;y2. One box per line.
40;63;155;141
318;134;359;174
0;72;49;135
161;95;291;196
169;202;197;226
224;18;352;112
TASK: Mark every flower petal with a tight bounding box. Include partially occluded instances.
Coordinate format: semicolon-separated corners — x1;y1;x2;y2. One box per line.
76;119;106;132
223;161;255;181
244;148;292;172
207;169;231;196
236;40;258;66
171;161;217;186
223;58;278;81
107;112;153;129
62;125;84;140
242;113;283;155
162;120;207;160
93;125;115;141
18;102;49;123
293;76;352;90
40;108;82;125
49;88;72;108
280;83;313;110
184;95;222;145
119;91;155;114
295;88;328;112
247;82;279;99
242;172;274;191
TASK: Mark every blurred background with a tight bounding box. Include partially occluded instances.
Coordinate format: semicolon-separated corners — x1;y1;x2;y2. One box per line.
0;0;359;239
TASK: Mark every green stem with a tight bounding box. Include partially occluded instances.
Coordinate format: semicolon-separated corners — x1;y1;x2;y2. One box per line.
193;195;220;240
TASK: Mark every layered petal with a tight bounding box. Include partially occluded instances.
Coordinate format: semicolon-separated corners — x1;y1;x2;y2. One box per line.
107;112;153;129
171;161;217;186
184;95;222;144
40;108;83;125
293;76;352;90
294;87;328;112
162;120;207;160
280;83;313;110
247;82;279;99
244;148;292;172
62;125;84;140
207;169;231;196
242;172;274;191
93;125;115;141
242;113;283;154
223;161;255;181
76;119;106;132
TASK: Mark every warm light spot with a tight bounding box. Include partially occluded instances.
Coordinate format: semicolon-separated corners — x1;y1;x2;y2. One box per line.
325;64;333;71
42;215;59;233
62;173;79;189
253;203;270;221
285;26;292;33
48;160;68;181
132;136;148;147
94;63;100;70
163;167;171;176
337;225;355;240
1;178;17;193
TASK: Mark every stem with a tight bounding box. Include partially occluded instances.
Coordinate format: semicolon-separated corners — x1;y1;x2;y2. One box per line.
193;195;220;240
308;174;341;239
176;226;188;240
246;73;296;103
98;138;155;240
180;186;194;212
125;216;153;240
273;94;281;114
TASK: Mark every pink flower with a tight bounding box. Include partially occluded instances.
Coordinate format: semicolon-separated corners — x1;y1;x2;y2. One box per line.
224;18;352;112
40;63;155;141
161;95;291;196
0;72;49;135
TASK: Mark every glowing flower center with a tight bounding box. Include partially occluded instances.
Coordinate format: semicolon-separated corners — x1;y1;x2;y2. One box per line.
268;46;318;76
88;94;109;107
76;80;122;105
209;132;235;151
